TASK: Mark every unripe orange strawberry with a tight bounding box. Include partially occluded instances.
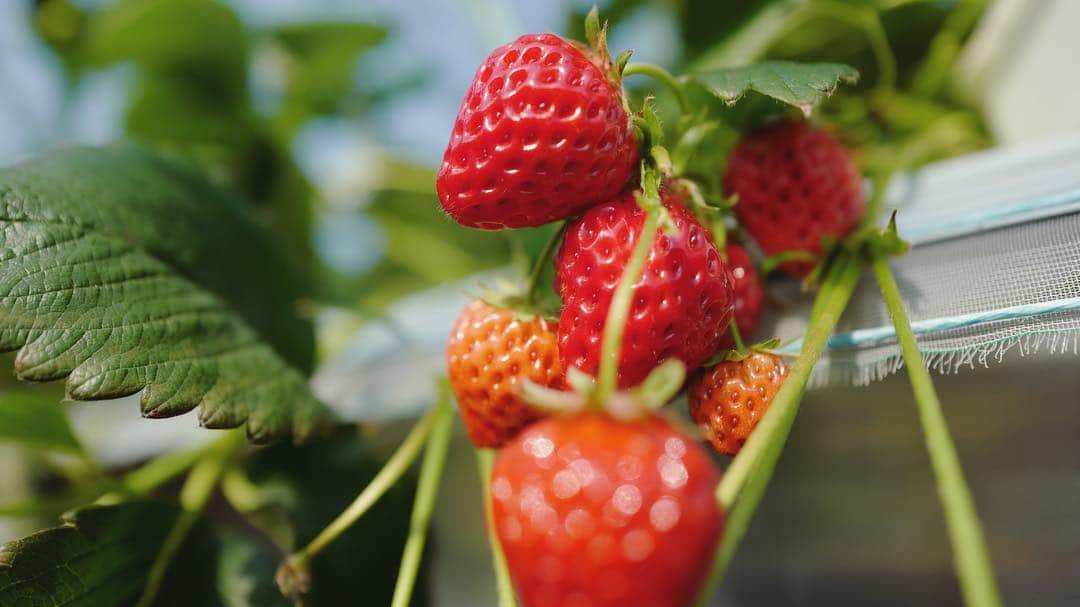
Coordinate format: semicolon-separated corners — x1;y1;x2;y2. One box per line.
447;300;564;448
687;352;788;455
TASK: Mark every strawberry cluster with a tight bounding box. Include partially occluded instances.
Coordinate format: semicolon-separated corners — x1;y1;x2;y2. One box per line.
437;20;863;607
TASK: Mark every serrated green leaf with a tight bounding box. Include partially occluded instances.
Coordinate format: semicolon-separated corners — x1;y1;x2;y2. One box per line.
0;502;184;606
0;145;329;443
690;61;859;115
0;391;81;453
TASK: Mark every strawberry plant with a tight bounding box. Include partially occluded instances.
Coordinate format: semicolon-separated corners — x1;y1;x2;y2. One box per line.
0;1;1016;606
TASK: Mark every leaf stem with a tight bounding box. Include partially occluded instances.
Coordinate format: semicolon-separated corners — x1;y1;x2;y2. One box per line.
911;0;988;97
728;319;746;352
870;254;1002;607
120;443;216;495
623;63;690;114
135;429;245;607
526;222;565;305
697;250;863;605
597;197;661;399
391;387;455;607
291;405;438;565
476;448;517;607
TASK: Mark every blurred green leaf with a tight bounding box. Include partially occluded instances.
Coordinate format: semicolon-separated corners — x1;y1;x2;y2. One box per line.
352;188;510;310
271;22;387;136
214;532;290;607
690;61;859;115
85;0;247;91
126;76;253;148
244;428;428;606
0;145;327;443
0;392;81;453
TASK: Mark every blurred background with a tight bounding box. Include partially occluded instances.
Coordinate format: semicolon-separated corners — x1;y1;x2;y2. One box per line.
1;0;1079;605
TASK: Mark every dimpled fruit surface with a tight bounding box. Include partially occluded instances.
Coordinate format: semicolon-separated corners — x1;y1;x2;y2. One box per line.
688;352;788;456
491;413;724;607
447;300;564;448
437;33;638;229
555;188;734;388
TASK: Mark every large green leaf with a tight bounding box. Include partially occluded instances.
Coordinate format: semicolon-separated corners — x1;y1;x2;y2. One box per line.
0;391;81;453
0;145;328;442
690;60;859;114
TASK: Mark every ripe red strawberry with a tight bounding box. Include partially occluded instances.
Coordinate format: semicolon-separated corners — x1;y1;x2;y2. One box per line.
491;413;723;607
724;243;764;344
447;300;565;448
724;119;864;276
687;352;788;455
437;33;639;229
555;187;734;388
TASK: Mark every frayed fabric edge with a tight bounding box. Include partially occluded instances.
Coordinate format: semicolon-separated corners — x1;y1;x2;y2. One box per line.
806;328;1080;389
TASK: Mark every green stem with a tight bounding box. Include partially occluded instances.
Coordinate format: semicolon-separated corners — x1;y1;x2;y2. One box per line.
697;250;862;606
623;63;690;114
135;430;245;607
810;2;896;92
390;388;455;607
293;405;438;564
476;448;517;607
871;255;1002;607
727;319;746;352
120;442;214;495
597;200;661;399
526;222;565;305
911;0;989;97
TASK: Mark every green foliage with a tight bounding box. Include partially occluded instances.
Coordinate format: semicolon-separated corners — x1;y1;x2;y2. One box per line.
690;61;860;115
214;533;290;607
244;429;427;606
353;187;513;311
271;22;388;136
0;392;81;453
0;501;205;607
85;0;248;88
0;501;290;607
0;145;327;442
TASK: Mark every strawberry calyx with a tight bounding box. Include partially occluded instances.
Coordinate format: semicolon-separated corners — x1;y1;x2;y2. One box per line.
519;359;687;420
803;210;908;288
702;320;784;366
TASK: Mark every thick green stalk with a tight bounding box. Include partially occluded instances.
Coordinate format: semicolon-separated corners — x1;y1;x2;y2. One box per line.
476;448;517;607
696;251;863;605
871;255;1003;607
390;391;455;607
135;430;244;607
597;204;660;400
